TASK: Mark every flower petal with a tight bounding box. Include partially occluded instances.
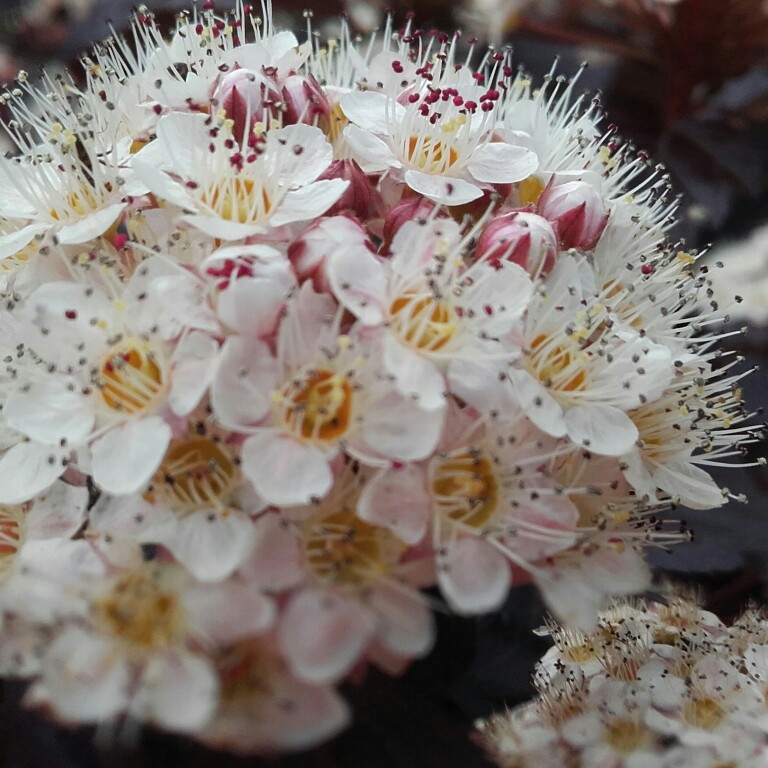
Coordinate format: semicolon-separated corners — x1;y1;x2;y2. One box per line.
404;169;483;206
469;142;539;184
564;404;638;456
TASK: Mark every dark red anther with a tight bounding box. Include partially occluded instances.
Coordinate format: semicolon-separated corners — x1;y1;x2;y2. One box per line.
64;310;77;320
641;263;655;275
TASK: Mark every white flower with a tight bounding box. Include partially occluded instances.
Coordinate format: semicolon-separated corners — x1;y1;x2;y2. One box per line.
132;113;347;240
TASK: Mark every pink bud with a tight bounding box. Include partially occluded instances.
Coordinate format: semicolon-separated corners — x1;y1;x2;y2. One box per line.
289;215;370;292
317;159;381;220
382;196;441;251
281;74;331;126
216;67;280;143
475;211;557;276
537;180;609;250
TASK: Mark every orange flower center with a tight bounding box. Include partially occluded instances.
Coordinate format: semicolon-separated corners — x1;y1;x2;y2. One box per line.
529;333;586;392
432;450;499;529
406;135;460;174
390;292;457;351
280;370;353;442
98;344;164;414
201;177;272;223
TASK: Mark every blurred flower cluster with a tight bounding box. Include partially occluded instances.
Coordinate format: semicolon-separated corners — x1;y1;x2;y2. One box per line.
477;593;768;768
0;0;760;754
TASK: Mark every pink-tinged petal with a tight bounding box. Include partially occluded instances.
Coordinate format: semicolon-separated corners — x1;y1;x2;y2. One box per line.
279;588;377;683
270;179;349;228
564;404;638;456
211;336;277;429
131;158;199;210
439;537;510;614
0;223;47;259
0;442;68;504
356;391;444;462
326;244;388;325
91;417;171;495
218;277;289;338
257;671;350;751
508;368;567;438
25;482;88;540
241;512;304;591
5;378;94;444
185;582;275;644
129;650;218;732
241;432;334;506
358;465;431;545
169;331;218;416
342;124;397;172
653;457;725;510
161;509;258;582
180;213;265;240
56;203;127;244
383;335;446;412
38;627;129;722
277;282;338;371
468;142;539;184
368;585;435;657
403;170;483;206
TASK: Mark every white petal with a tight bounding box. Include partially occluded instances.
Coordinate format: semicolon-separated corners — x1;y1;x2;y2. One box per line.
358;464;431;545
241;512;304;591
404;170;483;206
564;404;639;456
439;537;510;614
653;457;725;509
160;509;257;582
342;124;397;172
358;391;444;462
25;482;88;540
241;432;334;506
5;378;94;444
448;354;521;417
211;336;277;429
279;588;376;683
340;91;403;133
56;203;127;244
367;585;434;657
0;223;47;259
218;277;289;338
131;158;198;210
40;627;129;722
185;581;275;643
383;335;446;412
270;124;333;185
169;331;218;416
91;417;171;495
508;368;567;438
270;179;349;228
130;651;218;731
180;213;265;240
468;142;539;184
0;442;68;504
326;244;388;325
621;448;658;501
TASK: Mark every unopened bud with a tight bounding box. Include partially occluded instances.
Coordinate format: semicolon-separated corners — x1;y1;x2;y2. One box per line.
475;210;557;276
537;179;608;250
317;159;381;220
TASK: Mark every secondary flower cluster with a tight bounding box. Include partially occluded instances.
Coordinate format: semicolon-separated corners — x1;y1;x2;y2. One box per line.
477;595;768;768
0;0;757;753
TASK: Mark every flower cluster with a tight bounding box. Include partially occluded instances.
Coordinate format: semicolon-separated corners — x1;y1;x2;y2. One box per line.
0;0;758;753
477;594;768;768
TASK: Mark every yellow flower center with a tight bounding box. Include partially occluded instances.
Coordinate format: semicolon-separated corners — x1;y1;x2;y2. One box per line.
95;567;183;648
529;333;587;392
97;343;164;414
148;438;239;513
605;718;651;753
431;450;499;530
389;292;457;351
304;505;404;589
682;697;725;731
279;370;353;442
201;177;272;223
406;135;460;174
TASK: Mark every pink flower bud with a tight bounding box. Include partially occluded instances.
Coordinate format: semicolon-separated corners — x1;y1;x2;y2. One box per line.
289;215;370;292
317;159;381;220
216;67;280;143
537;180;609;250
382;196;440;251
281;74;331;126
475;211;557;276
